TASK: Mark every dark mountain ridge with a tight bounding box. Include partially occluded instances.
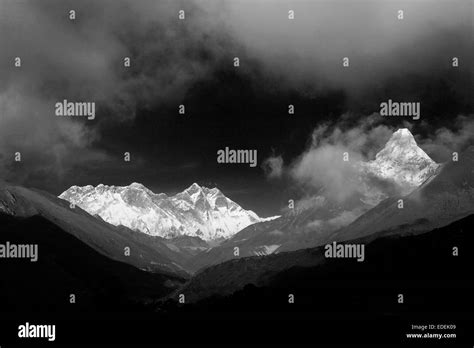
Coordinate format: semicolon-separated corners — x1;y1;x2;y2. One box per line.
0;213;185;312
0;181;190;277
166;214;474;313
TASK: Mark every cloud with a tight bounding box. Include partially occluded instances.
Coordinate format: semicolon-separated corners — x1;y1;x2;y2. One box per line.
0;86;108;187
0;0;471;191
265;111;474;207
263;115;399;204
262;155;284;179
417;116;474;161
222;0;473;98
0;0;236;118
0;0;237;186
287;115;396;203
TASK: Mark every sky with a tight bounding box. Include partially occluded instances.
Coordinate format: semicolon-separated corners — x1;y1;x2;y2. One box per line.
0;0;472;216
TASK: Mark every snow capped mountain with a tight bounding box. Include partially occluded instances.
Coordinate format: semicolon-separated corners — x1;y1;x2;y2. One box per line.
333;145;474;243
292;128;440;214
0;181;190;276
59;182;266;241
186;128;443;271
362;128;440;194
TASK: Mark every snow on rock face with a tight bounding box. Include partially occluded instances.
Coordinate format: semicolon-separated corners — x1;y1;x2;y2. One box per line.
362;128;440;195
288;128;441;222
59;182;264;241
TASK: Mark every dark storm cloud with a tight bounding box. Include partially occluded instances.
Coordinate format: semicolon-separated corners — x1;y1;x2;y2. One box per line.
223;0;473;97
0;0;471;194
0;0;235;186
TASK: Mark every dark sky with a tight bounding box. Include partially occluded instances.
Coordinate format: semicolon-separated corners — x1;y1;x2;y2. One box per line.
0;0;472;216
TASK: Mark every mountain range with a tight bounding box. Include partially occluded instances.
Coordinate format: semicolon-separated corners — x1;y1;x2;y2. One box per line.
59;182;276;242
0;181;190;276
0;129;472;314
333;145;474;243
185;128;445;272
174;145;474;301
57;128;440;274
175;213;474;308
1;128;454;276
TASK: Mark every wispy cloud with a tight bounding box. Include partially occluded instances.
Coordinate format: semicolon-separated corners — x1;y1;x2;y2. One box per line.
265;113;474;205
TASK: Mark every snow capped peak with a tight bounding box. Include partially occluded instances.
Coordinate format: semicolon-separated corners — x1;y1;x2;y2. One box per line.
392;127;414;139
363;128;440;194
378;128;417;153
59;182;264;241
381;128;411;147
381;128;416;151
185;182;202;192
184;183;222;195
374;128;434;165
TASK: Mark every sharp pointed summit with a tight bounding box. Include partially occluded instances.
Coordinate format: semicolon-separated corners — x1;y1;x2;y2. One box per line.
186;182;201;190
184;183;204;197
382;128;417;151
363;128;440;192
375;128;432;162
391;127;415;138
